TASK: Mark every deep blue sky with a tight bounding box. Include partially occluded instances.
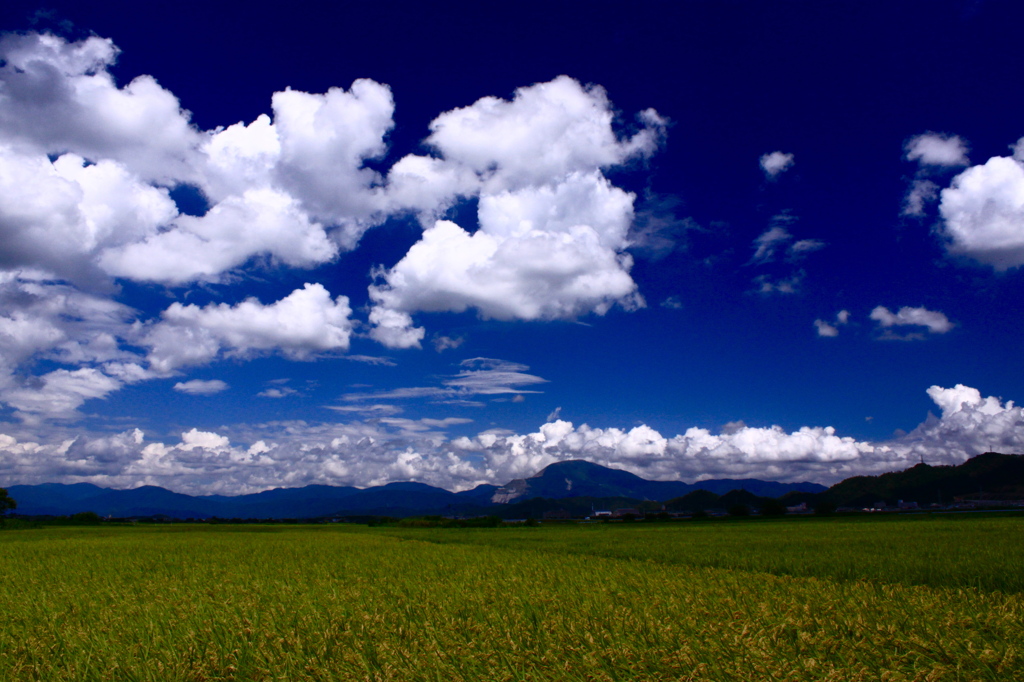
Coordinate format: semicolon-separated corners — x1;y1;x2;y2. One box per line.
0;0;1022;493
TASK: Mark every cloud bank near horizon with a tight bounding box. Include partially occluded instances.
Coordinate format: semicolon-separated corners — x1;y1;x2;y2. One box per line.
0;384;1018;495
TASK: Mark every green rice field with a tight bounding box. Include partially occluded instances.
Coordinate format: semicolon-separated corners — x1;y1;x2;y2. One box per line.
1;515;1022;681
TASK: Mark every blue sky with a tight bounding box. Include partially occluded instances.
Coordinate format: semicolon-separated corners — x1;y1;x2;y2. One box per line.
1;0;1023;494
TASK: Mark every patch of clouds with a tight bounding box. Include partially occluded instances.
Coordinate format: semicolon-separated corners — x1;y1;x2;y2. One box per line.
905;133;969;167
754;271;803;295
748;214;821;295
369;176;646;345
0;33;673;422
660;296;683;310
0;271;143;422
0;147;179;283
0;32;396;421
0;33;203;184
750;213;825;265
904;131;1024;271
814;319;839;337
751;225;792;264
1;384;1018;493
432;335;464;352
336;358;547;411
340;386;452;403
98;188;339;285
788;239;826;259
902;133;970;219
368;77;664;345
626;194;695;259
257;387;298;399
903;179;940;217
759;151;795;179
814;309;850;338
870;306;954;339
143;283;353;373
411;76;664;195
937;154;1024;270
379;417;474;434
1;368;122;425
173;379;228;395
443;358;547;395
367;307;424;350
324;403;402;415
344;355;397;367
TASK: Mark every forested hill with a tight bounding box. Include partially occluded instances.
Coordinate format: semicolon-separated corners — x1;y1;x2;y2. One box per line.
820;452;1024;508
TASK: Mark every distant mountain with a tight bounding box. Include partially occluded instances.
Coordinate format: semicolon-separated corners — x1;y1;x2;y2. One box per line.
489;460;824;503
821;452;1024;508
6;482;369;519
4;459;825;519
4;482;110;516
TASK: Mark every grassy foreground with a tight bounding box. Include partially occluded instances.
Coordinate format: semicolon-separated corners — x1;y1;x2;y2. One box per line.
0;517;1021;681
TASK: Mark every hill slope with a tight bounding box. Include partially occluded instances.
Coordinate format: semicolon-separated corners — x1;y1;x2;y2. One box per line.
821;452;1024;507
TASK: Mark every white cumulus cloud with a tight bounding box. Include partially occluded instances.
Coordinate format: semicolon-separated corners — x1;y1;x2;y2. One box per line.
814;319;839;337
98;188;337;284
144;283;352;373
0;33;203;184
416;75;664;195
367;78;662;346
870;305;953;337
814;309;850;338
905;133;969;167
938;155;1024;270
760;151;794;178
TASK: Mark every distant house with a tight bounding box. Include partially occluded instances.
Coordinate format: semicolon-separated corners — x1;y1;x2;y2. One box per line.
591;510;612;518
786;502;808;513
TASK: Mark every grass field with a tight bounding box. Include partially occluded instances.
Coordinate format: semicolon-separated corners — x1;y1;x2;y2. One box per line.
0;515;1021;681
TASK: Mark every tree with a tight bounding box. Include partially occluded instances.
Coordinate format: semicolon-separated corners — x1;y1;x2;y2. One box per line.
727;503;750;517
0;488;16;522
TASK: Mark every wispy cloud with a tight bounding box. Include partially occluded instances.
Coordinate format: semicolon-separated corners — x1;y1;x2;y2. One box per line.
443;358;548;395
335;358;547;411
432;335;464;352
324;403;403;415
345;355;397;366
258;387;298;398
173;379;228;395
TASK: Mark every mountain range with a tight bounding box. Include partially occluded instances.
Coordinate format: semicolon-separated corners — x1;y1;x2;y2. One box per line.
3;460;824;519
9;453;1020;520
